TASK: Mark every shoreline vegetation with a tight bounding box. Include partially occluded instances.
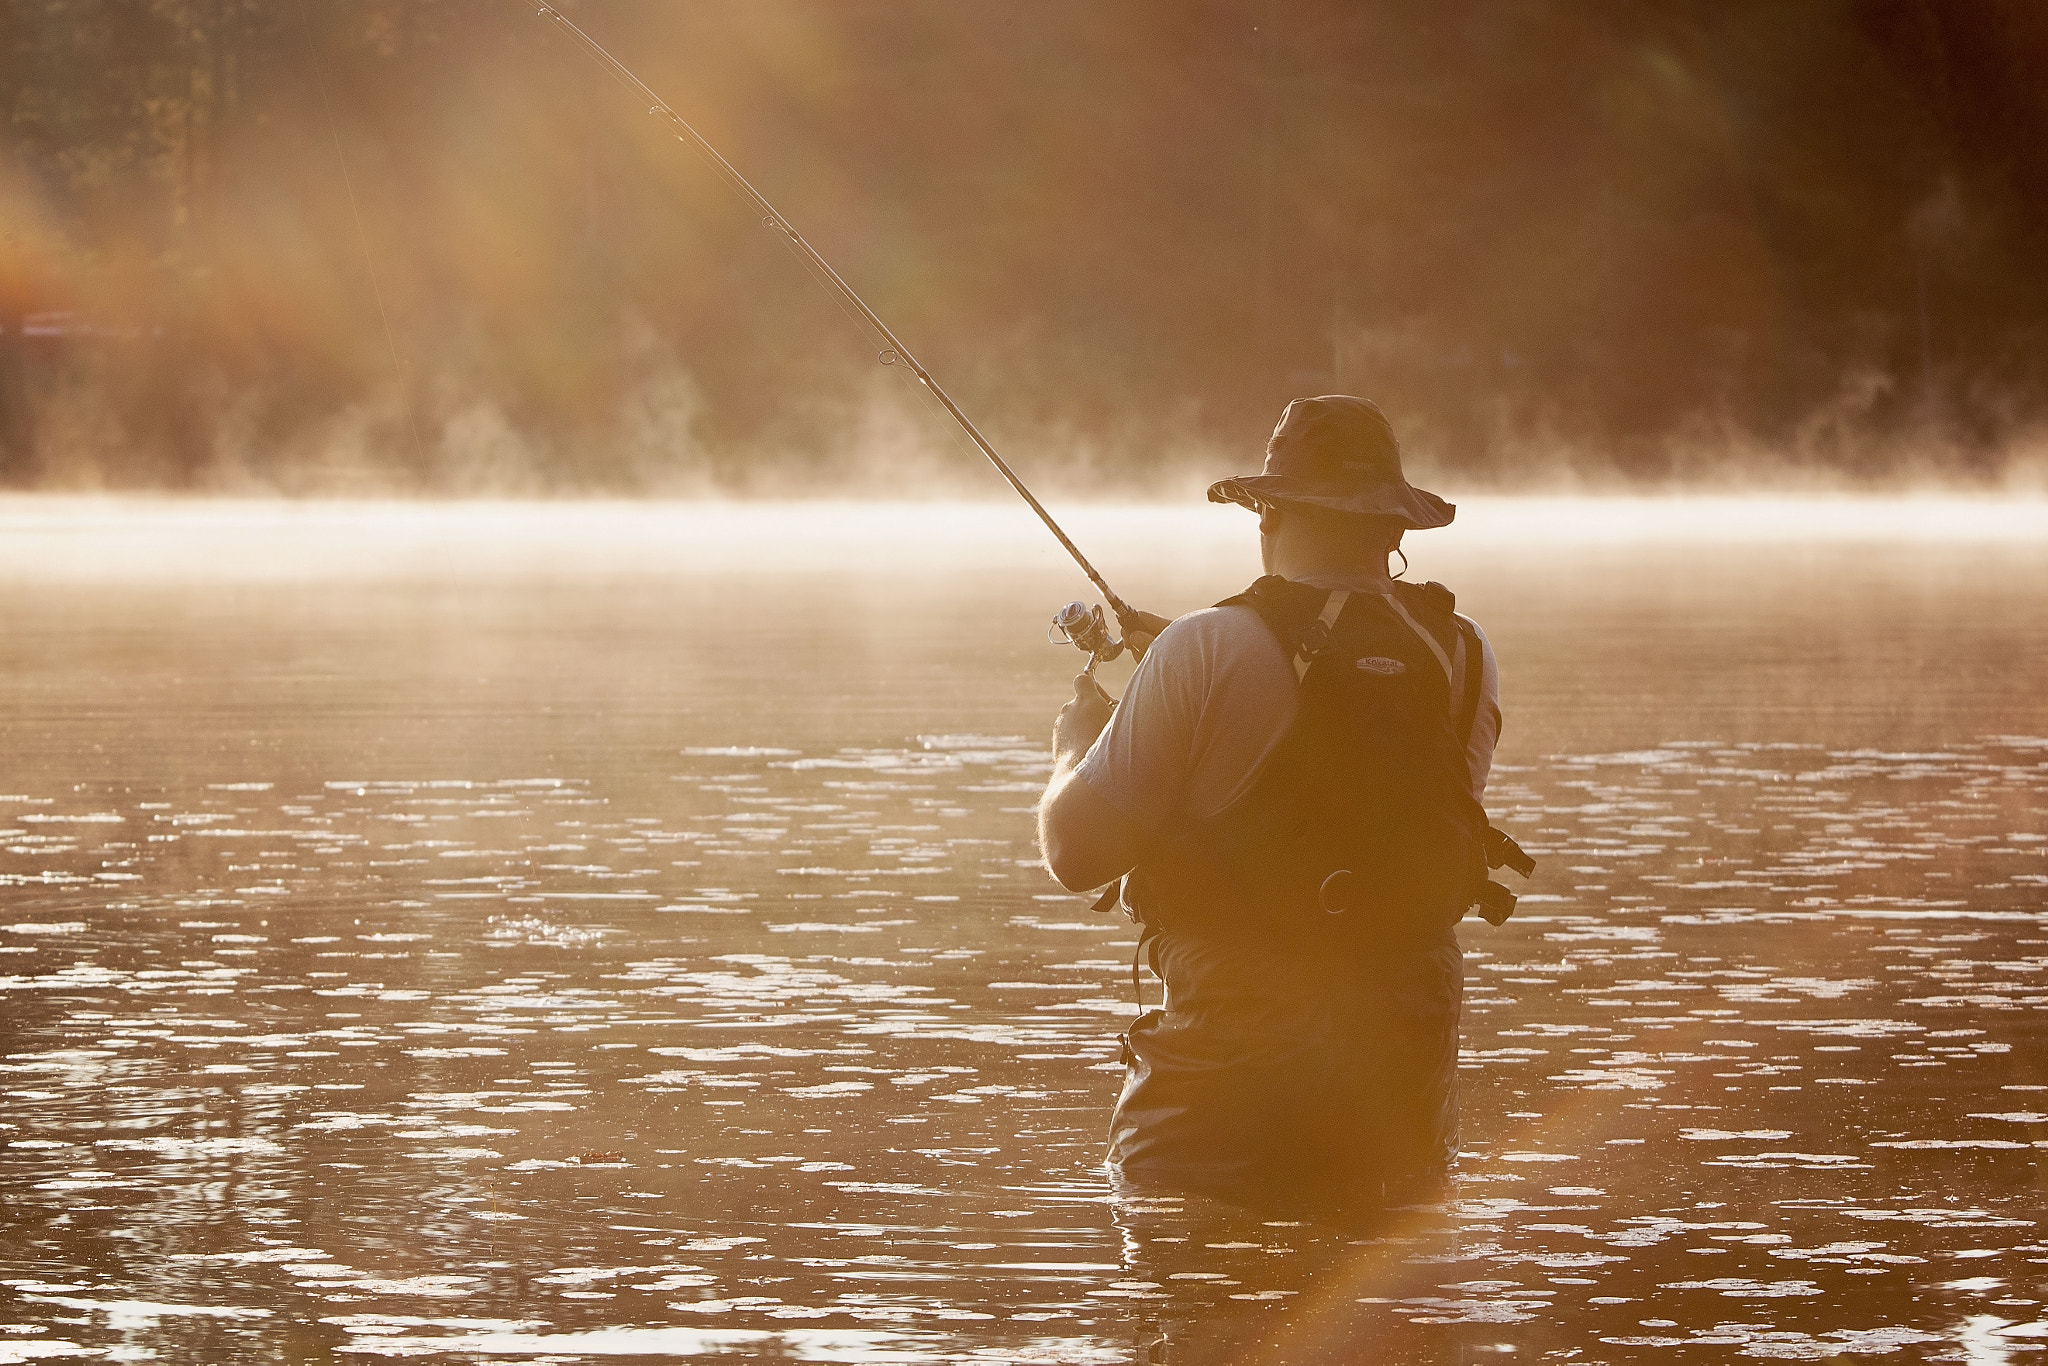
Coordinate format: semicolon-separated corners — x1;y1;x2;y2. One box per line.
4;3;2046;494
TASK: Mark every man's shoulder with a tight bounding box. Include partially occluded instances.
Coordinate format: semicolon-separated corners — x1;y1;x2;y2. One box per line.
1135;605;1291;696
1150;603;1277;656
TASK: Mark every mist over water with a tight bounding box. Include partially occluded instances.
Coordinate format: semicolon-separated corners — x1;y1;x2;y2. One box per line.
1;497;2044;1363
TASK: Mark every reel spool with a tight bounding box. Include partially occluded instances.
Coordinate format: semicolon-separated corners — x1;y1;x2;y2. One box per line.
1048;601;1123;675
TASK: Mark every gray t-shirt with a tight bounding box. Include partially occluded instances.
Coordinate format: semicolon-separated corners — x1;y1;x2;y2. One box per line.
1075;572;1500;832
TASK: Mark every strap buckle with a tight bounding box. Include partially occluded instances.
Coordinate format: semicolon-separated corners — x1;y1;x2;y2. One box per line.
1474;880;1518;926
1292;590;1351;682
1484;826;1537;878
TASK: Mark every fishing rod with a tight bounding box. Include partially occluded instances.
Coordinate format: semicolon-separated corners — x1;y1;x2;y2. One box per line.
529;2;1151;662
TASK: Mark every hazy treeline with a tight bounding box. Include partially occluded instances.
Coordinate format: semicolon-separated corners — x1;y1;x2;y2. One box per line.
1;0;2043;493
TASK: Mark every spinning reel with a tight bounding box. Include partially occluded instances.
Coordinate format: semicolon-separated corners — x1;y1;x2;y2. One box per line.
1048;601;1125;676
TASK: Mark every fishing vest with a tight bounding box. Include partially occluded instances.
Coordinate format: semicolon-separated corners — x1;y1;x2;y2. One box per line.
1119;575;1518;952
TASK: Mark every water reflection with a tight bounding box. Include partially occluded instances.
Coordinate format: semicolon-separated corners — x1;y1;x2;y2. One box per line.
0;502;2044;1362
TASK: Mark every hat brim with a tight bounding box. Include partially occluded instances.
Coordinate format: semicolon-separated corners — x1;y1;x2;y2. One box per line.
1207;474;1455;530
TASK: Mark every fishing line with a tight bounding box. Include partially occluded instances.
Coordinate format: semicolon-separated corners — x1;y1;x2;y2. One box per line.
526;2;1137;623
297;3;428;472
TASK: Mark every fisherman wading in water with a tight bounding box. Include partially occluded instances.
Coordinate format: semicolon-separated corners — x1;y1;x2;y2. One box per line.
1039;395;1505;1209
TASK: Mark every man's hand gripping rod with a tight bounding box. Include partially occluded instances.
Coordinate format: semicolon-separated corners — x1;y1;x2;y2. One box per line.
529;3;1150;646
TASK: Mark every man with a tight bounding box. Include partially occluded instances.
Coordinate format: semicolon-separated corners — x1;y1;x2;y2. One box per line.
1039;395;1502;1206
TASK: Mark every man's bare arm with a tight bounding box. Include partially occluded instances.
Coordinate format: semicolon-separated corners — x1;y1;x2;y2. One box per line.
1038;674;1146;891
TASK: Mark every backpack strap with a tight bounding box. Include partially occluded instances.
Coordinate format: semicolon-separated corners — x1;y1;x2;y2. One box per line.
1383;581;1455;684
1292;590;1350;682
1217;575;1334;675
1453;615;1486;747
1231;575;1464;689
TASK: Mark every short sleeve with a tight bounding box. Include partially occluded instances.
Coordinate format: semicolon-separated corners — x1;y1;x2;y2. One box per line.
1071;616;1208;833
1456;614;1502;800
1071;606;1297;829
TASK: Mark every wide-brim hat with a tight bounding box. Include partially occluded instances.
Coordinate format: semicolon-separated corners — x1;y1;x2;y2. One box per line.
1207;395;1454;530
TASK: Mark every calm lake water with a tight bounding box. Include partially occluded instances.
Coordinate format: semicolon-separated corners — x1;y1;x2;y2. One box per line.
1;496;2044;1364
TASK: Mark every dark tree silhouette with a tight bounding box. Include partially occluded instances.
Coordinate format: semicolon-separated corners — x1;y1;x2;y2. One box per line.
0;0;2042;490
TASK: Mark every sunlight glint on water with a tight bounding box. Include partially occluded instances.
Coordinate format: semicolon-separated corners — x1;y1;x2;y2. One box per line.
0;498;2043;1362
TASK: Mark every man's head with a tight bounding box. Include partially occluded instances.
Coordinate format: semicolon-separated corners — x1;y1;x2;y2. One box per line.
1209;395;1452;531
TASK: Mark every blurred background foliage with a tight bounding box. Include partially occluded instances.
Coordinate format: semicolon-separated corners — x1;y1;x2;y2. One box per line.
0;0;2043;493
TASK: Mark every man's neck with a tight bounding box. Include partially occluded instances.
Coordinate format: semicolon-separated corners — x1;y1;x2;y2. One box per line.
1285;564;1395;593
1265;545;1393;592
